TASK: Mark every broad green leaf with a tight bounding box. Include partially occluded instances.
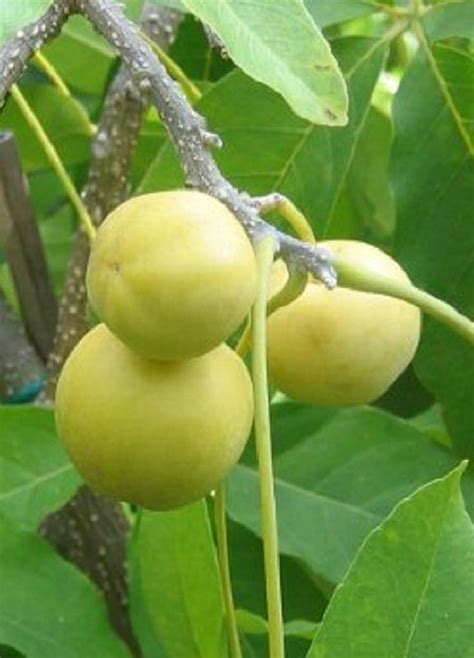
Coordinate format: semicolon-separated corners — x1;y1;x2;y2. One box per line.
423;0;474;41
308;464;474;658
140;37;386;237
228;519;328;619
304;0;377;27
0;84;92;171
274;407;458;516
228;406;465;584
391;44;474;458
39;205;75;295
0;0;51;48
0;514;131;658
331;105;396;243
0;406;80;530
129;502;227;658
179;0;348;125
228;464;377;584
41;15;115;95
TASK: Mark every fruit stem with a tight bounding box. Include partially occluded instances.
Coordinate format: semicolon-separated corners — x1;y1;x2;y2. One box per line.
252;234;285;658
334;255;474;346
10;85;97;243
139;29;202;103
276;197;317;244
214;484;243;658
235;265;308;357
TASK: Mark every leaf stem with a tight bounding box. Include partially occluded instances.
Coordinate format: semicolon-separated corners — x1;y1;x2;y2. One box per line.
275;198;316;244
334;254;474;346
10;85;96;243
32;51;96;137
214;484;243;658
139;29;202;103
235;265;307;357
252;234;285;658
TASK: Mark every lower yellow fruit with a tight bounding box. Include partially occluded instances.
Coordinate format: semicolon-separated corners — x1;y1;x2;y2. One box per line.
55;324;254;510
267;241;421;406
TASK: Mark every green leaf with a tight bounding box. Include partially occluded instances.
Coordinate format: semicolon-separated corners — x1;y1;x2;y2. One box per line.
228;464;376;585
140;37;386;237
423;0;474;42
179;0;348;125
332;105;396;243
391;43;474;458
228;406;464;584
307;464;474;658
0;406;80;530
303;0;377;28
0;514;131;658
41;15;115;95
129;501;228;658
149;0;185;9
0;0;51;48
0;84;92;172
168;15;234;82
236;610;318;641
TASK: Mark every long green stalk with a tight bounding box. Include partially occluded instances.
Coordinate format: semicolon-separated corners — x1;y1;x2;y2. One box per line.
252;235;285;658
214;485;243;658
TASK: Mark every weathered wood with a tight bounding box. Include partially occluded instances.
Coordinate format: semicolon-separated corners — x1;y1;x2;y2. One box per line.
0;288;45;402
0;131;58;360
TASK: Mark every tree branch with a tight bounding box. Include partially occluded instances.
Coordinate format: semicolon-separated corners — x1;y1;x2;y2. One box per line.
76;0;337;288
0;0;73;108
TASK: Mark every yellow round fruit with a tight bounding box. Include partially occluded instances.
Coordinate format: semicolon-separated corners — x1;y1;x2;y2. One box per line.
267;241;421;406
86;190;257;361
55;324;254;510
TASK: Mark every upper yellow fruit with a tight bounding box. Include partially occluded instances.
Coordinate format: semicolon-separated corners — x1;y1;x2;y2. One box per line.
86;190;257;360
267;241;421;406
55;324;254;510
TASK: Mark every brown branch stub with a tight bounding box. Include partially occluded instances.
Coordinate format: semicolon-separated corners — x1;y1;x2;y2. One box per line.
76;0;336;287
0;131;58;359
0;0;74;107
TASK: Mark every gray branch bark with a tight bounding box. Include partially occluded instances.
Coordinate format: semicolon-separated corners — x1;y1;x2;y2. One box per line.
0;0;72;108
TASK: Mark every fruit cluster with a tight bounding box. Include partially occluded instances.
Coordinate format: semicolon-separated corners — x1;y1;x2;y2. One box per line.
55;190;421;511
55;191;256;510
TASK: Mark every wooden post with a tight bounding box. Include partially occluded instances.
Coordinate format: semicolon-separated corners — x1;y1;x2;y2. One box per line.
0;130;57;360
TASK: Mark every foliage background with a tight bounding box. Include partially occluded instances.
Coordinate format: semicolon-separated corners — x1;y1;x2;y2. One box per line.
0;0;473;657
